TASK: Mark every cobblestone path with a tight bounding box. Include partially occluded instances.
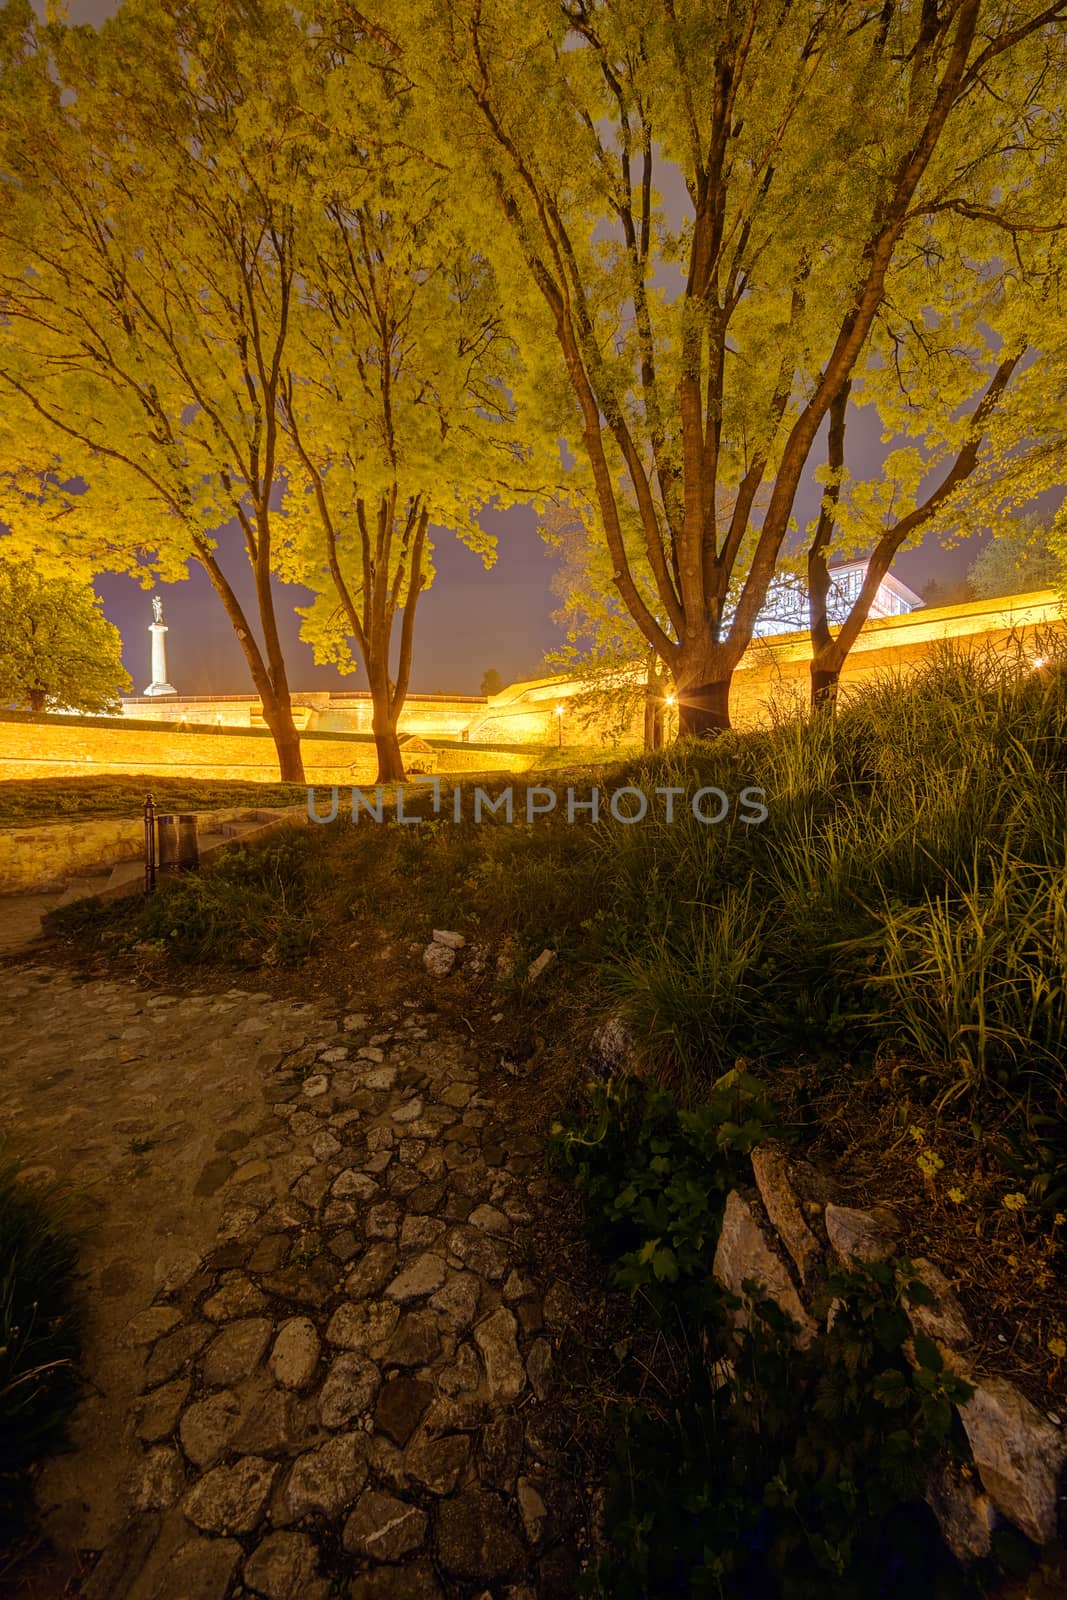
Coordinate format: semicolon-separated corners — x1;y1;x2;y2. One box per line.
0;960;597;1600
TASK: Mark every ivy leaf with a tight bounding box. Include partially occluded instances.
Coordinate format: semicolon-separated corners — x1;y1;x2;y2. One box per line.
912;1331;944;1373
871;1369;909;1408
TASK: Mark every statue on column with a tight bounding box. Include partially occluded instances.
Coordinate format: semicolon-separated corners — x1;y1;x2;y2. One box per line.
144;593;177;697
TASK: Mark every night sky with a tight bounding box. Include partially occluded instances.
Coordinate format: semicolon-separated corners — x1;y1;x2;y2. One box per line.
29;0;1047;700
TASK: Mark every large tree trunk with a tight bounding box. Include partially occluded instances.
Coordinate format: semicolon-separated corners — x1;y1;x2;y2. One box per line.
677;678;731;737
643;647;666;750
259;691;306;783
370;668;406;784
643;695;664;750
197;550;306;784
810;659;842;713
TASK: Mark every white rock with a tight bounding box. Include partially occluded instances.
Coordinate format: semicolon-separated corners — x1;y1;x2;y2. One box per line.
526;949;557;982
183;1456;278;1535
386;1253;447;1302
422;943;456;977
131;1444;185;1510
302;1075;329;1098
391;1099;424;1124
517;1476;547;1543
926;1456;997;1563
325;1300;399;1352
432;929;466;949
958;1375;1067;1547
904;1258;972;1349
154;1247;202;1293
318;1353;382;1429
242;1531;330;1600
823;1202;899;1266
311;1132;342;1163
364;1066;397;1091
712;1190;818;1349
332;1169;380;1201
474;1306;526;1400
179;1391;242;1468
750;1144;821;1286
281;1433;368;1520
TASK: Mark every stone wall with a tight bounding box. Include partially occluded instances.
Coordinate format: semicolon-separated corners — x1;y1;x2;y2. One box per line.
0;806;315;893
123;589;1064;748
0;716;530;786
4;590;1061;783
712;1142;1067;1562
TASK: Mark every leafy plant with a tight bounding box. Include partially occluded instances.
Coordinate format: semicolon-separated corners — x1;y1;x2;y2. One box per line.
583;1261;984;1600
0;1151;82;1544
549;1069;772;1320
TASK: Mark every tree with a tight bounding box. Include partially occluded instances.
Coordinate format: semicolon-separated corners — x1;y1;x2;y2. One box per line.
920;575;976;608
274;46;530;783
0;559;131;713
0;0;312;779
805;352;1023;708
968;512;1062;597
480;667;504;697
541;499;669;748
385;0;1067;733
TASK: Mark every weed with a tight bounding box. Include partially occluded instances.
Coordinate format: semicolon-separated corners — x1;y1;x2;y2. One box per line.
0;1149;82;1543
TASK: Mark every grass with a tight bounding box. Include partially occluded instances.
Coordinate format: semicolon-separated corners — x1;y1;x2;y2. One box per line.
0;1149;82;1554
0;775;308;828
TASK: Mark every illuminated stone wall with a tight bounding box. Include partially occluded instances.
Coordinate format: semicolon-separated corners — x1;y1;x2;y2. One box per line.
0;717;530;785
2;589;1060;783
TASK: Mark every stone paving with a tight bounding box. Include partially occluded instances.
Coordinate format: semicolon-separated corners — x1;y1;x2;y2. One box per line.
0;960;593;1599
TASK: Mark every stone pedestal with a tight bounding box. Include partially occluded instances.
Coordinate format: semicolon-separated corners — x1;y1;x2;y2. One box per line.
144;620;176;697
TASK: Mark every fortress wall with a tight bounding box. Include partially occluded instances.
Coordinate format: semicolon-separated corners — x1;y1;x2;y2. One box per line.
4;592;1060;783
0;714;532;785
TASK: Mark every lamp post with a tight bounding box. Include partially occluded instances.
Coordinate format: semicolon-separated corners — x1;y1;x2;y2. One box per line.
555;704;563;747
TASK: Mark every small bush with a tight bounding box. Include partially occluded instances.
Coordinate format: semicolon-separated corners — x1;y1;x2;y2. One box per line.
0;1151;82;1544
46;824;327;966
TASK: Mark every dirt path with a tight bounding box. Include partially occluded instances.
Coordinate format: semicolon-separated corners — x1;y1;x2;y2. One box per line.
0;957;604;1600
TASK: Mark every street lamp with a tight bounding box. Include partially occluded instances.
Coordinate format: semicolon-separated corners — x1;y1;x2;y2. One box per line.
555;704;563;747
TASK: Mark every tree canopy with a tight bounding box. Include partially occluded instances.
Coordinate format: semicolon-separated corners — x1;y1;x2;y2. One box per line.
0;0;550;780
0;559;130;713
376;0;1067;729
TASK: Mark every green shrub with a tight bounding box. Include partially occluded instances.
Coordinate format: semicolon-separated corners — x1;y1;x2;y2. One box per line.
553;1078;1025;1599
549;1069;772;1320
0;1152;82;1544
46;825;327;966
583;1263;982;1600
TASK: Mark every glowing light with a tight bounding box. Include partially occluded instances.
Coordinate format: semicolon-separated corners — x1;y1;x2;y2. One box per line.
1033;657;1047;670
666;693;676;706
555;704;563;715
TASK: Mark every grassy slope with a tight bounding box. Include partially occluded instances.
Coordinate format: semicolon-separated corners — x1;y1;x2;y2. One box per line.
0;776;309;828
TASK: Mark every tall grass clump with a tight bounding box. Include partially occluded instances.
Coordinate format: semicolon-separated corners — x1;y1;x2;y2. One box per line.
0;1150;82;1548
588;639;1067;1115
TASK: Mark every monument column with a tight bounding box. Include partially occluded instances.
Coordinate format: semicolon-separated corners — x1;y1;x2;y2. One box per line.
144;594;177;697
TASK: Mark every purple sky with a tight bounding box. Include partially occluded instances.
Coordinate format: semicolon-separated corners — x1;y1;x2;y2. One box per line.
30;0;1045;697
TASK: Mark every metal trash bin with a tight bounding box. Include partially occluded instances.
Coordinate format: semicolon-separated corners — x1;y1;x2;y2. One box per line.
157;814;199;874
177;814;200;870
